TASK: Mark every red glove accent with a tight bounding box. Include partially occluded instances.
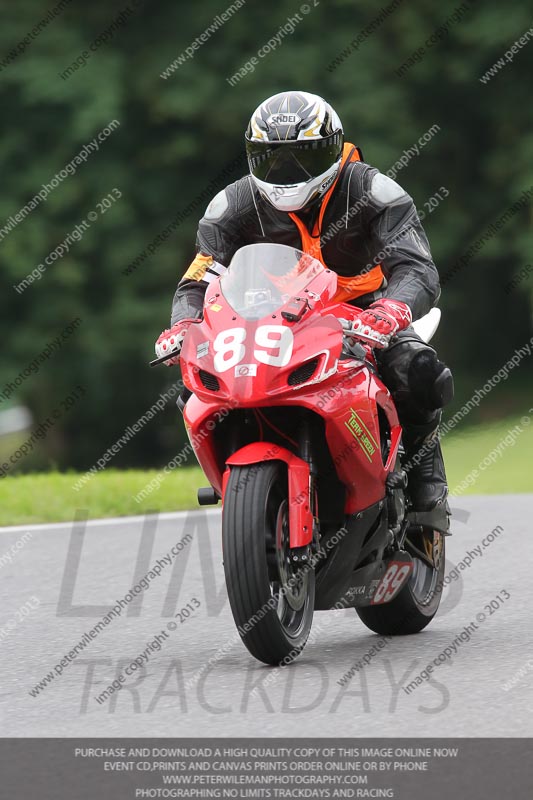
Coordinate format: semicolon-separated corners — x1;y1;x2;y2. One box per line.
155;319;197;366
357;299;412;338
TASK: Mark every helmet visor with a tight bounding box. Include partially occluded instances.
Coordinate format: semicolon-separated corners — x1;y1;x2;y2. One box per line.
246;131;343;185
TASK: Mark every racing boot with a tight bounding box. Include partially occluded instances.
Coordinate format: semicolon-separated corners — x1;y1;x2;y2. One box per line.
402;412;450;533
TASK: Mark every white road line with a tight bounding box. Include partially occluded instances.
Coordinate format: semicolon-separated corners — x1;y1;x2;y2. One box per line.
0;493;518;535
0;508;221;534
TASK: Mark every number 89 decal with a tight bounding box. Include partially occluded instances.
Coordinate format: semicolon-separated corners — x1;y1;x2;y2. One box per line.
213;325;294;373
371;561;413;605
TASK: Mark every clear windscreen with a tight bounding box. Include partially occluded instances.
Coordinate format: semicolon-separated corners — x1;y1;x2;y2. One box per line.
219;243;325;321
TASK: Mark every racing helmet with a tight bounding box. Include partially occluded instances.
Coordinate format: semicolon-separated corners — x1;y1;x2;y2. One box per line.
245;90;344;213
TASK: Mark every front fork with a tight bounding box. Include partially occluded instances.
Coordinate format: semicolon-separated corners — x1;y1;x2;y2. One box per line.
290;418;321;566
224;442;314;549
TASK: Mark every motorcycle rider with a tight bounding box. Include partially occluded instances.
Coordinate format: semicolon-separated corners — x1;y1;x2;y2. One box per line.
155;91;453;529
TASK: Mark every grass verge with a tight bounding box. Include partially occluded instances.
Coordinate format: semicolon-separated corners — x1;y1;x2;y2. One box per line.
0;414;531;526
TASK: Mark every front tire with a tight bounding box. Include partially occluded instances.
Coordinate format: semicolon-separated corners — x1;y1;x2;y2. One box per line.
356;528;445;635
222;462;315;665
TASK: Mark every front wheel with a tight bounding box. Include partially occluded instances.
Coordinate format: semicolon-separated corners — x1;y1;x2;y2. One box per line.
356;528;445;635
222;462;315;665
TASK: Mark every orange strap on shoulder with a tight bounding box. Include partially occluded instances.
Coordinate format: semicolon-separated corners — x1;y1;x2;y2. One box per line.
288;142;384;304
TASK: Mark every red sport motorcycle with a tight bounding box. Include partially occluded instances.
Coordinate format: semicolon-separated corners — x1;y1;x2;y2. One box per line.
153;243;447;665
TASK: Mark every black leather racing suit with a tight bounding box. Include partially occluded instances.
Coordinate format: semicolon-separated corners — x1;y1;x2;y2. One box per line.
172;159;439;324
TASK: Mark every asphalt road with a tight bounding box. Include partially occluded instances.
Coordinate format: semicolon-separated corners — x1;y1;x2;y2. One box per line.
1;495;531;737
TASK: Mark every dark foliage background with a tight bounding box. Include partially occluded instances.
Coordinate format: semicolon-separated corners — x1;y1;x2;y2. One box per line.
0;0;531;471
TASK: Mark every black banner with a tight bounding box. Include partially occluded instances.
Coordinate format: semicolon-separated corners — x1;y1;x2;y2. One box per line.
1;738;531;799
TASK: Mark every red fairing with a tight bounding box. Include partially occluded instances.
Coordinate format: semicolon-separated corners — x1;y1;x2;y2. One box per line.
180;264;340;407
181;245;403;537
318;362;401;514
183;394;227;497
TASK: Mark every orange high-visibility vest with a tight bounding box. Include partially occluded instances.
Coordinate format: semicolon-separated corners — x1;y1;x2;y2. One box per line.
288;143;384;304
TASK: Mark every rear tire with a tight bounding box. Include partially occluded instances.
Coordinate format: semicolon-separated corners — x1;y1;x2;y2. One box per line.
222;462;314;665
356;529;445;635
